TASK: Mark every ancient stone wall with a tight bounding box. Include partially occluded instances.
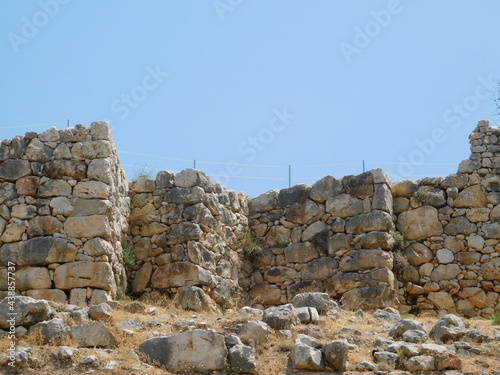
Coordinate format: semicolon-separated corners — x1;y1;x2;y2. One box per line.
393;120;500;318
243;169;397;310
1;119;499;316
126;169;248;309
0;122;129;306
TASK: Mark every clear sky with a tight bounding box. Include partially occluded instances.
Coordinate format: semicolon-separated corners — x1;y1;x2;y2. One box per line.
2;1;500;197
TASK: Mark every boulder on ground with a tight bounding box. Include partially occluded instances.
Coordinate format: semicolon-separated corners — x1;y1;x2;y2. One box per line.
262;304;299;330
429;314;467;343
389;319;426;339
139;329;228;372
0;296;55;329
291;292;337;314
63;322;117;348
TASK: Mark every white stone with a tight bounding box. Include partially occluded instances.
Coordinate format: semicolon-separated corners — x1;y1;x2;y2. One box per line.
436;249;454;264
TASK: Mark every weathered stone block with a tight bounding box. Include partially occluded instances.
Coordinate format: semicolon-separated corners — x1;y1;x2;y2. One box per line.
54;261;115;290
64;215;111;239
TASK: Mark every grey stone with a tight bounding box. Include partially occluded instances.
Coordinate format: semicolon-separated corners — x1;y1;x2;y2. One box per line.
173;286;218;312
30;317;65;344
445;217;477;236
389;319;426;339
291;292;337;315
56;346;78;360
0;237;77;266
346;210;394;234
373;309;401;322
229;343;257;373
64;322;117;348
278;184;310;206
88;303;113;322
341;285;396;311
291;342;324;370
0;296;55;329
249;190;279;212
309;175;343;203
323;339;349;371
237;320;269;347
263;304;299;330
326;194;363;218
402;329;427;343
404;355;435;371
343;172;374;199
429;314;466;343
0;159;31;181
139;329;228;372
397;206;443;241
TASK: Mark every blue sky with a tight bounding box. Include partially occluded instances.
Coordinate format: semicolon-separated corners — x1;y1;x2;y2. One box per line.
1;1;500;197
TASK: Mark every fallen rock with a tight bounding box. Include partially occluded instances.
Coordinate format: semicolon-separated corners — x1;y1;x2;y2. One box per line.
323;339;350;371
0;296;55;329
228;343;257;374
238;306;263;319
291;342;324;370
404;355;435;371
263;304;299;330
291;292;337;314
139;329;228;372
429;314;467;343
56;346;78;360
173;285;219;312
64;322;117;348
88;303;113;322
237;320;269;347
389;319;426;339
30;317;65;344
373;308;401;322
123;301;146;314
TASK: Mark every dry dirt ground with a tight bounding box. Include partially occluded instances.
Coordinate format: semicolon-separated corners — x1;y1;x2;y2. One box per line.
1;297;499;375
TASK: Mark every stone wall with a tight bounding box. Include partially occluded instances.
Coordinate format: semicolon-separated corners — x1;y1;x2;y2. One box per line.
0;119;499;316
393;120;500;318
243;170;397;310
126;169;248;309
0;122;129;306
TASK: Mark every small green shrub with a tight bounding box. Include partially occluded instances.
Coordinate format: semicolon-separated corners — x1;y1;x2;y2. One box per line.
238;228;264;256
133;164;156;179
311;228;329;249
492;312;500;325
392;230;407;250
122;247;136;267
115;286;130;301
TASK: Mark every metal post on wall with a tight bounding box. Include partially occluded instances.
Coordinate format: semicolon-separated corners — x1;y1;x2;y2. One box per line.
363;160;365;173
193;159;196;169
289;165;291;187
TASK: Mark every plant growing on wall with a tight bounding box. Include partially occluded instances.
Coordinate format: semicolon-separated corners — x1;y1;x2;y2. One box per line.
237;228;264;256
311;228;329;250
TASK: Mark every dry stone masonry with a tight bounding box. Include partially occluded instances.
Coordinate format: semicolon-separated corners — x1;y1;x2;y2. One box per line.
0;120;499;317
0;122;129;306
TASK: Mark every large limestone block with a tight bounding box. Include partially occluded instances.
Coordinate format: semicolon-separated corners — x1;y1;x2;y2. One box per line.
358;231;394;250
151;262;214;289
64;215;111;239
430;264;461;281
0;296;55;329
73;181;110;199
391;180;418;197
264;266;298;283
301;221;328;242
83;238;114;257
64;322;117;348
70;198;111;217
340;249;393;272
27;216;63;237
15;176;40;196
187;241;217;273
249;284;282;305
25;139;52;162
249;190;279;212
139;330;228;372
26;289;67;304
0;237;77;266
481;257;500;280
309;175;343;203
90;120;111;140
42;160;87;180
174;168;212;189
278;184;310;206
284;242;319;263
373;183;393;214
397;206;443;241
427;291;455;311
454;185;487;208
285;199;320;224
445;217;477;236
340;285;396;310
132;261;153;293
482;223;500;238
326;194;363;218
291;292;337;314
87;158;113;184
37;179;72;197
346;210;394;234
301;257;338;280
343;172;374;199
165;186;205;204
173;286;218;312
54;261;115;290
71;140;112;159
0;182;17;203
16;267;52;290
429;314;466;343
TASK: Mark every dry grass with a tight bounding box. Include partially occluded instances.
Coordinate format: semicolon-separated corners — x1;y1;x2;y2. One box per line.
1;302;499;374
